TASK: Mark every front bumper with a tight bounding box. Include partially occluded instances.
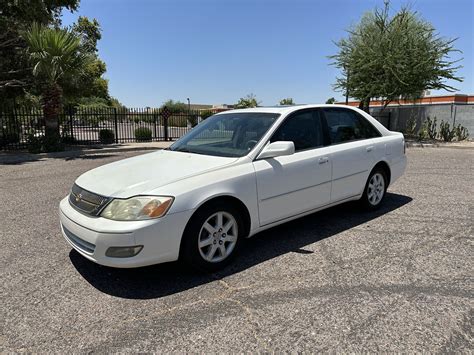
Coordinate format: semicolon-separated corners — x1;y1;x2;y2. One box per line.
59;197;194;268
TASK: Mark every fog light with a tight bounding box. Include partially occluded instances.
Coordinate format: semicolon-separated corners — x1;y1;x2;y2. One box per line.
105;245;143;258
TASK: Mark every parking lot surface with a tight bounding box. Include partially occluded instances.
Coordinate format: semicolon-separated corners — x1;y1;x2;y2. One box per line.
1;147;473;352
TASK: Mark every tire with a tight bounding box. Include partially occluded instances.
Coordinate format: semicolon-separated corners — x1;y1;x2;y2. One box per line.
180;201;244;272
360;168;388;210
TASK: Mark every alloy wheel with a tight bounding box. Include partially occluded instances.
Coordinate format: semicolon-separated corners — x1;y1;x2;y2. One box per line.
198;211;238;263
367;172;385;206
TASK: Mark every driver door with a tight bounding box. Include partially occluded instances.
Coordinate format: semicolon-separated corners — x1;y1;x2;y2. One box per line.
253;109;332;226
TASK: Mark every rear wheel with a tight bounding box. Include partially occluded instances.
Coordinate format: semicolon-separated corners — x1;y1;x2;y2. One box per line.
360;169;387;210
180;202;243;272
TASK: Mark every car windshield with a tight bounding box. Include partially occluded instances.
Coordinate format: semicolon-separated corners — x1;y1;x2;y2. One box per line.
169;112;280;157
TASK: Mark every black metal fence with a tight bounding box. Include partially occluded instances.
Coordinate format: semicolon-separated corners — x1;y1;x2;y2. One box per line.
0;106;221;150
1;105;394;151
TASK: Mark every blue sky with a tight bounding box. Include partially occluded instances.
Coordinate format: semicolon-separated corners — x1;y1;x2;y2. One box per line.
61;0;474;107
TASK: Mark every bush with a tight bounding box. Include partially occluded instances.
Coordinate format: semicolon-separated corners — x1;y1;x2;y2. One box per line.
168;115;188;127
27;130;43;153
26;129;64;153
0;114;20;147
134;127;152;142
439;120;455;142
404;113;417;137
188;113;199;127
418;116;437;140
426;116;437;139
43;133;64;152
454;124;469;141
99;129;115;144
61;124;75;144
200;110;215;121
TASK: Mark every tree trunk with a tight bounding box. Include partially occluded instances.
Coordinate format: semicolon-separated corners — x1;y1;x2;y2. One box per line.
41;82;63;151
42;83;62;138
358;97;371;113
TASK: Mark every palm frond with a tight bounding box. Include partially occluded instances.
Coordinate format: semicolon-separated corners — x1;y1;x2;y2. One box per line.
23;23;87;84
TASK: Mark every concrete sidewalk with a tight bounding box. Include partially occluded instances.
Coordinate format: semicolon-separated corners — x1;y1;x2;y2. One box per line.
0;141;173;164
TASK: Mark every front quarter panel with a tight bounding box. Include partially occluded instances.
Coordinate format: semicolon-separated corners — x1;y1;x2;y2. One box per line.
150;158;259;233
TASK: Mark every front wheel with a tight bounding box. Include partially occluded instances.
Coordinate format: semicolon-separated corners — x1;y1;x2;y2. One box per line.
180;202;243;272
360;169;387;210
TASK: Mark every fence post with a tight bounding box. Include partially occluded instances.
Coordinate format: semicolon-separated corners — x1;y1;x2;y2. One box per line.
387;112;391;130
68;105;74;139
162;106;169;141
153;110;157;140
114;107;118;144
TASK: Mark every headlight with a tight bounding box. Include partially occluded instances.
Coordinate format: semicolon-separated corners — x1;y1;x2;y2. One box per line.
100;196;174;221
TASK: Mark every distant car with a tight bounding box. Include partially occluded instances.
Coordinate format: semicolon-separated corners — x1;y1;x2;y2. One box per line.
59;105;406;271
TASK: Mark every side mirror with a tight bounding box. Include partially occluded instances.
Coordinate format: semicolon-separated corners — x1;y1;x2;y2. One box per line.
257;141;295;160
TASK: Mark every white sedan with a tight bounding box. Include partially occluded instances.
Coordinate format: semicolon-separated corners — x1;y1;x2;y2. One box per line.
59;105;406;271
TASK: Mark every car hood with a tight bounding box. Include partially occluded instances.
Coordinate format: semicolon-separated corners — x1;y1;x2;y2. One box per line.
75;150;239;198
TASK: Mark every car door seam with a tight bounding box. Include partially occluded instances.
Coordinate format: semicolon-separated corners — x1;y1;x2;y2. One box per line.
331;169;368;182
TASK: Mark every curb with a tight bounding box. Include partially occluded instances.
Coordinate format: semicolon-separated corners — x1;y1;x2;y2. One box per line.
0;144;169;164
406;141;474;150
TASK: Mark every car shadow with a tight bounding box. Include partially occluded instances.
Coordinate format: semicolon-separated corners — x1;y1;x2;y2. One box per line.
70;192;412;299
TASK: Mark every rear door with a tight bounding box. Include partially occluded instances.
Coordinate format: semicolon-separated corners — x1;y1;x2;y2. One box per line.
322;108;382;202
253;109;332;226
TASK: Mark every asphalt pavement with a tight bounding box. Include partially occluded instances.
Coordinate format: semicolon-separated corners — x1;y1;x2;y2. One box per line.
1;146;473;352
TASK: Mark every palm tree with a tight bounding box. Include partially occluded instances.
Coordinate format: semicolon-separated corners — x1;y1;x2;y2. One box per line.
23;23;89;144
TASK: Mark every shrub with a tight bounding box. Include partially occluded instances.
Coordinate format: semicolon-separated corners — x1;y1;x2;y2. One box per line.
454;124;469;141
404;113;417;137
43;133;64;152
134;127;152;142
99;129;115;144
61;124;75;144
418;121;428;140
426;116;437;139
188;113;199;127
439;120;455;142
418;116;437;140
27;130;43;153
0;114;20;147
168;115;188;127
200;110;215;121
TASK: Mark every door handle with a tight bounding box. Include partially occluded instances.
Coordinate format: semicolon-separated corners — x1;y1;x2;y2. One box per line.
366;146;374;152
318;157;329;164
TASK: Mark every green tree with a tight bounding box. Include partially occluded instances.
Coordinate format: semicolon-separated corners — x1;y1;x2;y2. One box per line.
161;99;188;113
325;97;336;104
330;1;462;112
279;98;295;105
23;23;89;146
235;93;260;108
0;0;80;104
62;16;109;103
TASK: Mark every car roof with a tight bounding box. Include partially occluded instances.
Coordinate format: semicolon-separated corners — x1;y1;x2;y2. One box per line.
218;104;361;115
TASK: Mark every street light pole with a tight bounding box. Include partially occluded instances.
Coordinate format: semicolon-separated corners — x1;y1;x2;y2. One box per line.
187;98;190;112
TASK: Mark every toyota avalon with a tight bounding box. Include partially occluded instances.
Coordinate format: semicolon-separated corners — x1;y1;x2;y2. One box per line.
59;105;406;271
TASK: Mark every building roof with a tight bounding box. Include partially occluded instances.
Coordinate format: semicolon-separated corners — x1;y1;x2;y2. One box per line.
337;94;474;107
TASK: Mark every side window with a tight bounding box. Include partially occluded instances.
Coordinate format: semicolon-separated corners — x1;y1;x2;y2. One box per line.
271;110;323;151
323;109;381;144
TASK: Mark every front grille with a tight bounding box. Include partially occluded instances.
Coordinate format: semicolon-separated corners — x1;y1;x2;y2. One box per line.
69;183;111;216
62;225;96;254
